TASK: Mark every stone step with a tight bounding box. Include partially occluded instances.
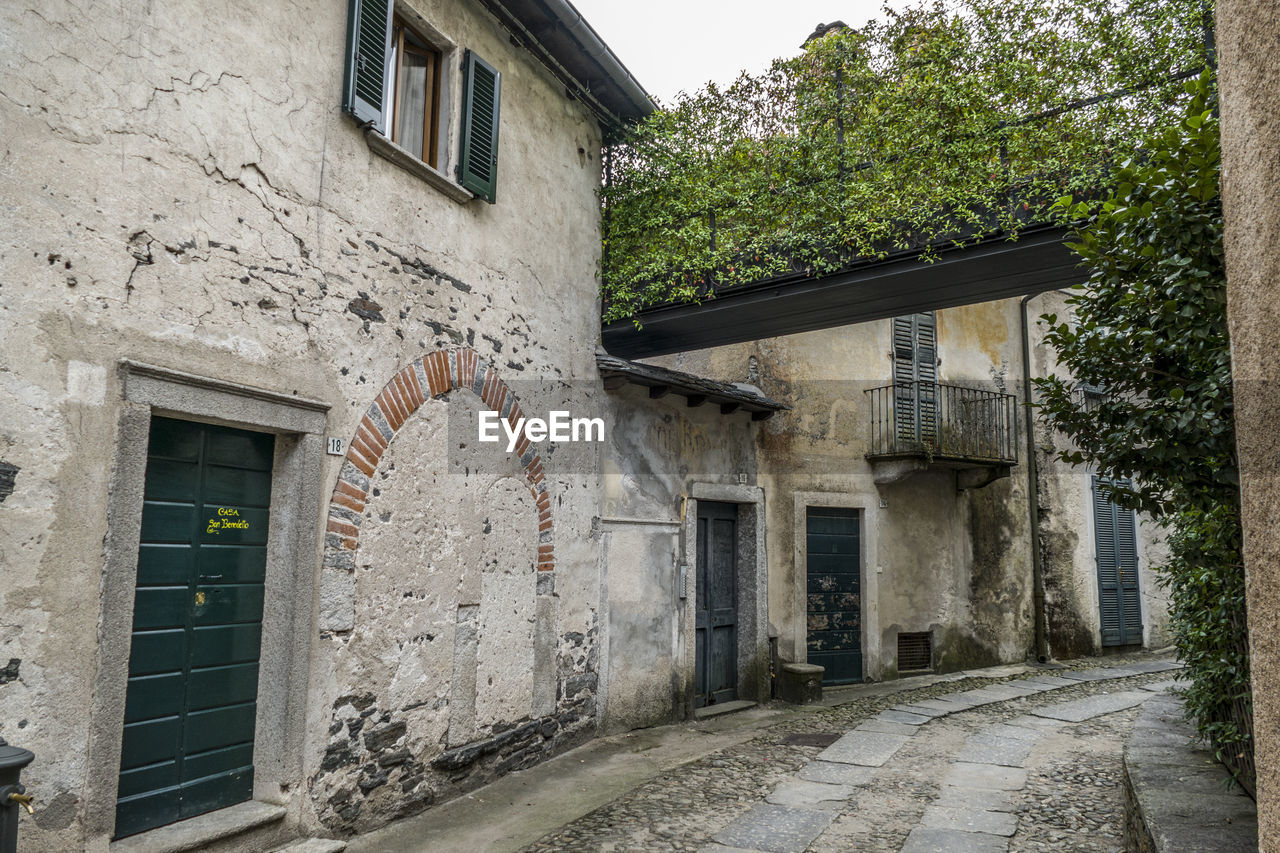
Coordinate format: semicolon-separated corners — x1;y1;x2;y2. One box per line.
269;840;348;853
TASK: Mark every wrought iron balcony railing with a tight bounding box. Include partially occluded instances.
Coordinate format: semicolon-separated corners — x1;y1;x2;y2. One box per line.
866;381;1018;465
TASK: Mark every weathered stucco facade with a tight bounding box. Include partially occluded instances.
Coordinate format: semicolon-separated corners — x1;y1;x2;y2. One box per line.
0;0;625;848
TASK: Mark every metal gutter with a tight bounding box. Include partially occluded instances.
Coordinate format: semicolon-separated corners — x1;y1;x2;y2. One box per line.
478;0;655;133
540;0;654;115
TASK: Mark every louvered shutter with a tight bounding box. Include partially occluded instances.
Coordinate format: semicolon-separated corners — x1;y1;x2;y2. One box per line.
1092;477;1122;646
342;0;394;131
892;313;937;449
1114;485;1144;645
892;316;917;448
915;313;938;445
459;50;501;203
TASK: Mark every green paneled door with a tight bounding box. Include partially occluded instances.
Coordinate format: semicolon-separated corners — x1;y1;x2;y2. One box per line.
806;507;862;685
115;417;274;839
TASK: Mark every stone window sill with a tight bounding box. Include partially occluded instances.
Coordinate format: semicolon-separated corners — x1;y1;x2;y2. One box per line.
109;800;286;853
365;130;474;204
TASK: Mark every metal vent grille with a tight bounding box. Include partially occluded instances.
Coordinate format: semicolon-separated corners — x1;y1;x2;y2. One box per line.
898;632;933;672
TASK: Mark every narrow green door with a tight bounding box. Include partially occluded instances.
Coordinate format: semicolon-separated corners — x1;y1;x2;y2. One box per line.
115;417;274;838
806;507;862;684
1092;477;1143;647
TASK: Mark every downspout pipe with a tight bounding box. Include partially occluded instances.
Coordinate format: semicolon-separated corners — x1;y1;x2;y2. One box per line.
1021;293;1050;663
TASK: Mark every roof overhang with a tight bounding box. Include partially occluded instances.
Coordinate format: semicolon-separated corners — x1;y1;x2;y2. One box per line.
597;353;787;420
479;0;655;135
601;225;1084;359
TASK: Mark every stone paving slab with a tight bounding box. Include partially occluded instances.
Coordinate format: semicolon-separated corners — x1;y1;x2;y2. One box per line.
1018;674;1080;689
942;762;1028;791
699;845;759;853
891;703;951;718
976;724;1043;744
908;697;978;713
711;803;836;853
1003;714;1065;730
855;718;919;736
975;682;1043;699
956;738;1033;767
1058;667;1120;682
765;780;854;811
1120;660;1183;674
818;731;911;766
1000;680;1053;693
944;688;1011;706
921;805;1019;836
900;827;1008;853
1031;691;1149;722
933;785;1017;813
1128;721;1194;749
797;761;875;786
1140;679;1180;693
960;664;1031;679
876;709;932;725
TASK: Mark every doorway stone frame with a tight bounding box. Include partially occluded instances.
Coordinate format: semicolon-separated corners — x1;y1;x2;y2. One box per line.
681;483;768;717
83;361;328;848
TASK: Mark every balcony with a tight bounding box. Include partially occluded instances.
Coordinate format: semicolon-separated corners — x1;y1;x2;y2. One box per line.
865;381;1019;489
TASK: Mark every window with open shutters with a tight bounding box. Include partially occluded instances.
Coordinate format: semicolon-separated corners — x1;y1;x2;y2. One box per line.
342;0;500;202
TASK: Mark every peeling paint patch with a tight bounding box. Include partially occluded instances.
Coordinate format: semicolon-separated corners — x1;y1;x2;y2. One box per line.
0;463;17;503
0;659;20;684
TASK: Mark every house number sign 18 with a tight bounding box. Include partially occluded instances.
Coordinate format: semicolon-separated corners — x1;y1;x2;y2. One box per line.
326;437;345;456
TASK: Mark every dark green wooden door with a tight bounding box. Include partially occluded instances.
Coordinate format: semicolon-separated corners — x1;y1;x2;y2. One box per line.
806;507;862;684
115;417;274;838
695;501;738;707
1092;477;1143;647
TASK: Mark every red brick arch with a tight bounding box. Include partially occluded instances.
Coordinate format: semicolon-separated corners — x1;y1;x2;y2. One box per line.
323;347;553;574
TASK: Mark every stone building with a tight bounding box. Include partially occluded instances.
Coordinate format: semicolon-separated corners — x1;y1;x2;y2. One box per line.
652;293;1172;695
0;0;656;848
0;1;1173;851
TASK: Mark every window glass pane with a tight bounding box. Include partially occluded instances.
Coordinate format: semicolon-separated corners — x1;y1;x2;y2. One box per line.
397;49;430;160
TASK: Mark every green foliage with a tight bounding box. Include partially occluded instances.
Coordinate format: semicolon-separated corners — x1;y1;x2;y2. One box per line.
1162;503;1253;794
1035;74;1253;794
601;0;1212;323
1036;72;1230;518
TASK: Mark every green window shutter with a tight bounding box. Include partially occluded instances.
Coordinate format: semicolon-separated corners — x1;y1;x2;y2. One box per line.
458;50;502;203
342;0;393;131
892;313;937;446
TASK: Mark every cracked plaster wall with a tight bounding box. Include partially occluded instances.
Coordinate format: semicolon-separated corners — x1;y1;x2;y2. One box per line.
0;0;606;848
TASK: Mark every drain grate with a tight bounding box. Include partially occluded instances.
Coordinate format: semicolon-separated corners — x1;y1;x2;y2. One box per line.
898;631;933;672
781;732;842;747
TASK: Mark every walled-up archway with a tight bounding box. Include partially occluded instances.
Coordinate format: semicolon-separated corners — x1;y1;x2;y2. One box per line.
312;347;582;833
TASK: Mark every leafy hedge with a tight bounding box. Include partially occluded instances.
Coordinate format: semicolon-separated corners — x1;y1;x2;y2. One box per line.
1035;73;1253;794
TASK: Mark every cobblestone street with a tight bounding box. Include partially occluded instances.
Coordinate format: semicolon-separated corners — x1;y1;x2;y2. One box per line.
512;656;1181;853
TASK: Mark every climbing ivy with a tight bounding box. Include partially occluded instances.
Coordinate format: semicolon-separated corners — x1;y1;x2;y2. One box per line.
601;0;1212;323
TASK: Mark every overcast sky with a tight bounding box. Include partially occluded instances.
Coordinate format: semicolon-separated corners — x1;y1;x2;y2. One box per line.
568;1;908;104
